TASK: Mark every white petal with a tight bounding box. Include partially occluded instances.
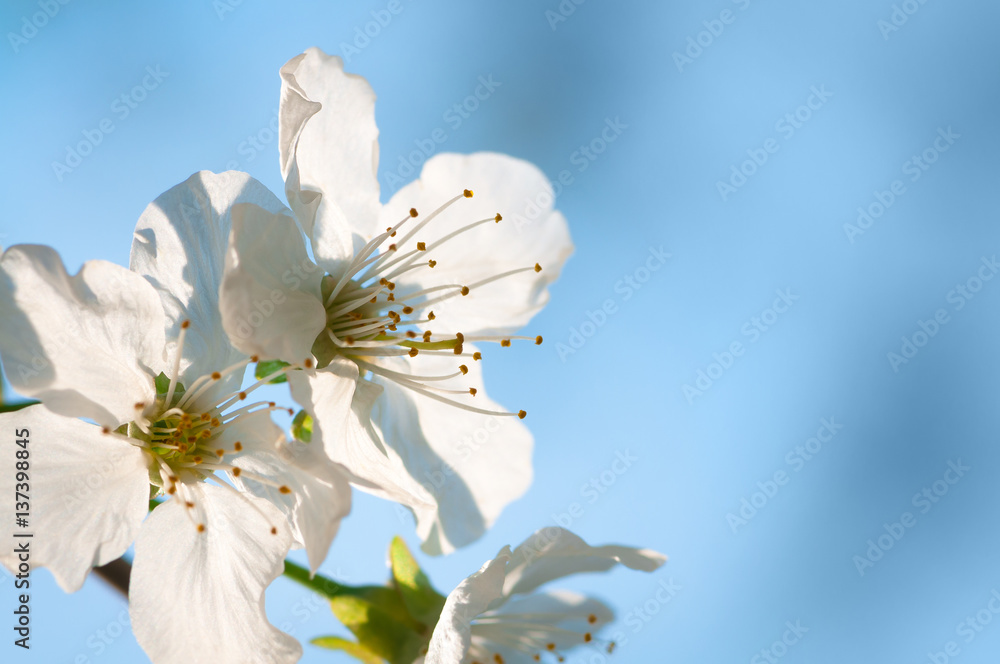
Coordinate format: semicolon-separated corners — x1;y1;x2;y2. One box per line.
380;152;574;336
219;203;326;363
369;349;533;556
279;48;380;271
131;171;290;393
233;431;353;574
287;361;435;517
130;483;300;664
503;528;667;598
0;407;148;593
0;246;165;428
425;546;512;664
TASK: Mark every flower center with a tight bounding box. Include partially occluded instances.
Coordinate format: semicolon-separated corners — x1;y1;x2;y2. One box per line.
310;190;541;420
101;320;296;533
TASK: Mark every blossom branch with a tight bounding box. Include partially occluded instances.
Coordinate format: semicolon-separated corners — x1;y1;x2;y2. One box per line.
94;558;131;597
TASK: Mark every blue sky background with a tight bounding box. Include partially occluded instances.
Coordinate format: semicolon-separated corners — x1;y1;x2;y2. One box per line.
2;0;1000;662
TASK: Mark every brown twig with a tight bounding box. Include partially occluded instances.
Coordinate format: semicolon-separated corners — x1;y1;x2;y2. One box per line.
94;557;131;597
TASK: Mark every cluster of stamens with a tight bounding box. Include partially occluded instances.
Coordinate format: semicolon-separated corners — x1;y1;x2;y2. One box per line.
102;320;301;534
312;189;544;421
467;612;614;664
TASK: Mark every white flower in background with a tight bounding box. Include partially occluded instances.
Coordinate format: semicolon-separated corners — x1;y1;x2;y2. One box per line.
0;171;351;664
217;47;574;555
422;528;667;664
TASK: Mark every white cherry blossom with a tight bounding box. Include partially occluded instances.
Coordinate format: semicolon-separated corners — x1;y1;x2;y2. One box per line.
423;527;667;664
217;48;573;555
0;171;352;664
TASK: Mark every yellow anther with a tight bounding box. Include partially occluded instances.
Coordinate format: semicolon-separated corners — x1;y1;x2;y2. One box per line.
454;344;464;355
473;351;482;361
304;358;315;369
409;348;419;357
428;311;436;320
181;320;191;329
428;260;437;268
279;485;291;494
459;365;468;375
463;189;473;198
495;213;502;222
403;306;414;314
234;441;243;451
534;263;542;272
535;335;543;345
409;208;418;217
232;467;242;477
501;339;511;347
469;388;477;396
518;410;527;419
417;242;426;251
197;524;206;533
211;371;221;380
460;286;470;296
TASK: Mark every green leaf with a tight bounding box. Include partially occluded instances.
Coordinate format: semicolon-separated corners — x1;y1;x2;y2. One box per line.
310;636;384;664
283;560;369;600
389;536;446;625
153;371;185;395
291;409;313;443
0;400;39;413
328;591;427;664
255;360;291;384
282;561;429;663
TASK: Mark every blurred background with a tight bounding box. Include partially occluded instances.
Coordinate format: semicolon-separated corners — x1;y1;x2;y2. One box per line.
2;0;1000;661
